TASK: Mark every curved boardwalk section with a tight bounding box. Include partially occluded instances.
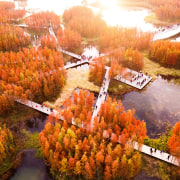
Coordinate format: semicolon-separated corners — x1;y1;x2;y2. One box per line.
16;98;180;167
153;24;180;41
14;27;178;167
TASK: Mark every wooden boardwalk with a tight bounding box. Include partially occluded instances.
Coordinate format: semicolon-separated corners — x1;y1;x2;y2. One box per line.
58;47;82;60
22;27;178;167
91;67;110;125
153;24;180;41
114;68;152;90
60;48;152;89
16;98;179;167
49;27;58;43
49;27;152;90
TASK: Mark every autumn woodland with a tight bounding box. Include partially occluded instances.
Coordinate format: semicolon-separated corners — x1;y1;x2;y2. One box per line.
0;0;180;180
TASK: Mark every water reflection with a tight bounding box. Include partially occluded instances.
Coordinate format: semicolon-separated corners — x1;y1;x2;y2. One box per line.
102;6;156;32
14;0;156;31
9;150;51;180
26;114;48;133
115;77;180;138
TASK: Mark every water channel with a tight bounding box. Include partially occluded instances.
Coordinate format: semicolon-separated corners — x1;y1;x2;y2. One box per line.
8;0;180;179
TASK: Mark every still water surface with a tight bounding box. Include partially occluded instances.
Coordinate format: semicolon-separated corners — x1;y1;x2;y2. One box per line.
117;76;180;138
9;150;51;180
8;0;178;179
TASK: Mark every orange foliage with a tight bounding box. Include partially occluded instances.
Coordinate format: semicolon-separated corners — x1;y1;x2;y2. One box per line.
61;89;94;125
0;124;15;165
168;121;180;160
0;24;30;51
0;47;66;115
99;26;152;52
41;34;57;49
89;57;106;85
25;11;60;31
98;96;146;144
40;120;143;179
63;6;106;38
39;88;146;179
149;40;180;68
0;1;25;23
108;48;144;71
57;28;81;52
148;0;180;20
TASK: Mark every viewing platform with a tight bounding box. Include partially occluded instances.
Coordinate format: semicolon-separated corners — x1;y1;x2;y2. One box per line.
16;99;179;167
114;68;152;90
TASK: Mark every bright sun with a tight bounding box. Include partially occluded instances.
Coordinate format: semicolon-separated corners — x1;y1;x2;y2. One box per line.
98;0;116;8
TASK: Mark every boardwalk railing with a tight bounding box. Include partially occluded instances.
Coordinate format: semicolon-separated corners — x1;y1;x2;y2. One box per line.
28;26;180;167
153;24;180;41
16;98;180;167
91;67;110;125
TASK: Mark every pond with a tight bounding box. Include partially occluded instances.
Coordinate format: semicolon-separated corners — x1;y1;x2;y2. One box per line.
14;0;156;32
9;149;51;180
26;114;48;133
114;76;180;138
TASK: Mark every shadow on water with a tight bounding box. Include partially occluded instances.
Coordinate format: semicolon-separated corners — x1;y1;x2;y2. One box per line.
112;76;180;138
9;149;51;180
26;114;48;133
135;171;159;180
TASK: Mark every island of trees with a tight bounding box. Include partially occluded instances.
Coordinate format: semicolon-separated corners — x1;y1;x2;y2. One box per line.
0;1;180;180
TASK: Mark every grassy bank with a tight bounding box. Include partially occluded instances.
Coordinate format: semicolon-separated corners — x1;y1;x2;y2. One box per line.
116;0;153;10
90;0;152;10
143;54;180;84
144;13;179;26
44;68;100;109
20;129;40;149
108;79;137;95
0;105;39;127
139;153;180;180
108;53;180;95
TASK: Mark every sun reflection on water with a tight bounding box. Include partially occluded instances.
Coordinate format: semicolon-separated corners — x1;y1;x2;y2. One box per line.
14;0;156;32
102;5;155;31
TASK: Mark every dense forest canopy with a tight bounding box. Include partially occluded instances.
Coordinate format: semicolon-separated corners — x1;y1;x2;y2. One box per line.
63;6;107;38
0;1;25;23
0;47;66;115
39;90;146;179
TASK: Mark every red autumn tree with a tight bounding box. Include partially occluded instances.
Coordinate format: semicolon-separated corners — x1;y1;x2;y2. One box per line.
0;124;15;167
41;34;57;49
0;24;30;51
168;121;180;166
63;6;106;38
89;57;106;86
25;11;60;31
57;28;82;52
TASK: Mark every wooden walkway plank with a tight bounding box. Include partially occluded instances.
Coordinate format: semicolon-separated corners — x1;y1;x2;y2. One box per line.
91;67;110;126
16;98;180;167
114;68;152;90
133;142;180;166
36;27;180;167
153;24;180;41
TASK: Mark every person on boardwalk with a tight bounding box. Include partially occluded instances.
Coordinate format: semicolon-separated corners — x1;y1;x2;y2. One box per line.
150;148;153;154
154;148;157;153
167;154;171;160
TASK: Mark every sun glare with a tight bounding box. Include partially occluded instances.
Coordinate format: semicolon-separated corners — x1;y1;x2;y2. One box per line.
99;0;116;8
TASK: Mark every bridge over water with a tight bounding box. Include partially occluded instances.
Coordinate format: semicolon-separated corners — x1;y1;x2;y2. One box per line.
153;24;180;41
14;26;180;168
16;96;179;167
